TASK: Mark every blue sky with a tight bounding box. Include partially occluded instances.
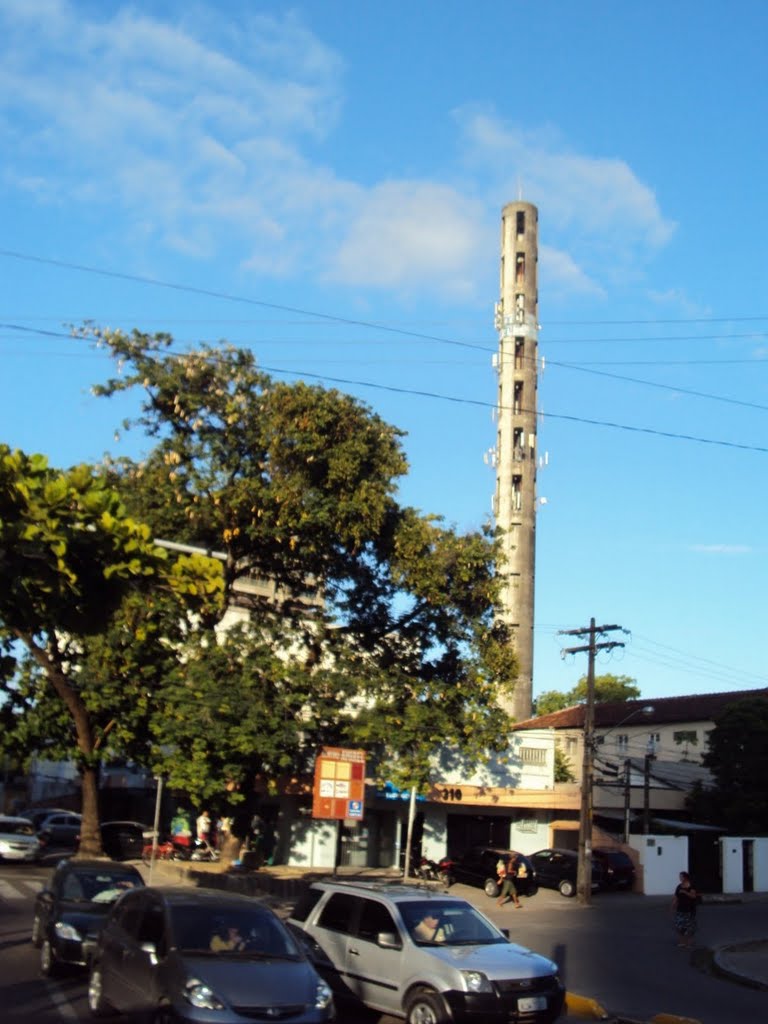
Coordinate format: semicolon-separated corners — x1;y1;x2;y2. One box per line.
2;0;767;705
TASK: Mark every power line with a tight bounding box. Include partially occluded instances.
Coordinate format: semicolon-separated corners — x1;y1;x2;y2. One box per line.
0;249;490;353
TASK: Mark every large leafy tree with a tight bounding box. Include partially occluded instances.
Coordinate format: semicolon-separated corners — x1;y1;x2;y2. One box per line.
0;446;223;854
86;327;516;797
535;674;640;716
687;697;768;833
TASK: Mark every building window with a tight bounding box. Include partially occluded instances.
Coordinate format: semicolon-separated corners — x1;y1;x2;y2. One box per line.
521;746;546;766
516;211;525;236
516;252;525;285
513;381;523;414
615;734;629;753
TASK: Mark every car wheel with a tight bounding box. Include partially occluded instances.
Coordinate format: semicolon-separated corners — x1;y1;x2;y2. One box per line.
405;988;448;1024
558;879;576;898
484;878;500;898
31;913;42;947
40;938;61;977
88;966;115;1017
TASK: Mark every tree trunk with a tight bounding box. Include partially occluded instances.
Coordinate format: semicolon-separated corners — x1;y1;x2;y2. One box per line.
77;763;103;858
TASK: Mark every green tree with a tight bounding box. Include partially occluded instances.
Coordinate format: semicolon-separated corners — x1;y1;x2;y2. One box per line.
687;697;768;833
535;674;640;716
554;745;576;783
0;446;223;854
86;328;517;797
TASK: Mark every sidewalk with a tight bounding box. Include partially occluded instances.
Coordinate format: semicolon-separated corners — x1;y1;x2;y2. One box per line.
139;859;768;1000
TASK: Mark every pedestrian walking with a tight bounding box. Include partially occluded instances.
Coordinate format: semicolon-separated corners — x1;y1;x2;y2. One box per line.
196;809;211;844
496;855;522;908
671;870;699;947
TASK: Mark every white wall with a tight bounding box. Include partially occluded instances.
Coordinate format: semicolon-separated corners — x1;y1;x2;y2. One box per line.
421;805;448;862
510;816;552;855
630;835;688;895
286;816;338;869
721;837;768;894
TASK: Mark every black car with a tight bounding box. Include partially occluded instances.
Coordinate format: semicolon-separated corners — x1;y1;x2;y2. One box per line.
75;821;153;860
443;846;537;898
89;887;334;1024
592;848;636;890
528;848;604;898
32;857;144;975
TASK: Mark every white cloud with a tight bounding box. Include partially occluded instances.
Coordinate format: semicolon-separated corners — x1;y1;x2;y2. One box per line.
326;182;488;299
0;3;678;304
455;108;677;295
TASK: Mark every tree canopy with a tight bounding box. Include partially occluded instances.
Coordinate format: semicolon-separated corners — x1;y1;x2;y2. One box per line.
84;328;517;796
535;674;640;716
686;697;768;833
0;445;223;854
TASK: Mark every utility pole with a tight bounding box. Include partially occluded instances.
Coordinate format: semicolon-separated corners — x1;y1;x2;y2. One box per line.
642;748;656;835
623;759;632;844
559;619;626;906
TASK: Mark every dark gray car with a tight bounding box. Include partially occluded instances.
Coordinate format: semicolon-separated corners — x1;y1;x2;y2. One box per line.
88;887;334;1023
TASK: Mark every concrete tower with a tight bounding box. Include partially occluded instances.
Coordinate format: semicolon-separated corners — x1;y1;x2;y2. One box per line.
493;201;539;721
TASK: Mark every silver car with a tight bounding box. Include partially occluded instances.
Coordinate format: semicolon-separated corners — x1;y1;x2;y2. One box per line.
0;816;40;862
287;881;564;1024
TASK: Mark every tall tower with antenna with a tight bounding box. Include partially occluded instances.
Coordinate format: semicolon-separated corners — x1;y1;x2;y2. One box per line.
492;201;540;721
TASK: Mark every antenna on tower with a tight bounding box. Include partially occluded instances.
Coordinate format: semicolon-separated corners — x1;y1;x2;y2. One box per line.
517;177;523;201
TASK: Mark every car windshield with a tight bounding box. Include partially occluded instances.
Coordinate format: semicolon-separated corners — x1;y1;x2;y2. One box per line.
62;871;141;903
170;904;302;959
399;900;505;946
0;820;35;836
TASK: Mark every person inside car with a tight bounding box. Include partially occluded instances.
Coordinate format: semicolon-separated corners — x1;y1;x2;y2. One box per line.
411;911;446;943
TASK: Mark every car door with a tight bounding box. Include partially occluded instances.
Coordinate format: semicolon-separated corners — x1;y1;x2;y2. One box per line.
530;851;557;888
348;897;404;1015
98;891;148;1011
309;892;362;1002
118;894;167;1013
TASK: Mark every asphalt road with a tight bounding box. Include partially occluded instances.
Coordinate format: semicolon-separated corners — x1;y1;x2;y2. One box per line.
1;858;767;1024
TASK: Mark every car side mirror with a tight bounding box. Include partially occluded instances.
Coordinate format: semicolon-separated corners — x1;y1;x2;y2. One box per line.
140;941;158;965
500;928;510;939
377;932;402;950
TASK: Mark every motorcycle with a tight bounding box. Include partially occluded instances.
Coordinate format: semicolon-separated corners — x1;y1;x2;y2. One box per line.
190;837;220;862
436;856;455;887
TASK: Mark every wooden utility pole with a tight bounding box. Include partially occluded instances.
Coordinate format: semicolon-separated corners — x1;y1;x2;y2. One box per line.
559;620;626;906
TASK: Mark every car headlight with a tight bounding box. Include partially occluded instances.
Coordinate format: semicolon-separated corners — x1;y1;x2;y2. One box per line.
315;979;333;1009
0;841;9;854
461;970;493;993
184;979;225;1010
54;922;83;942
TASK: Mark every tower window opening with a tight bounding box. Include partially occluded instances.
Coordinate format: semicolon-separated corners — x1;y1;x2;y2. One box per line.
515;252;525;285
516;211;525;236
513;381;523;415
513;427;524;461
512;475;522;511
515;293;525;324
514;338;525;370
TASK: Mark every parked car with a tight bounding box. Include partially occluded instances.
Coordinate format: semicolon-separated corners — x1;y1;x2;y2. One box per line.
16;807;75;830
88;887;334;1024
440;846;537;898
287;880;564;1024
32;857;144;975
592;848;636;890
0;816;41;862
74;820;153;860
528;848;604;898
37;811;83;848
